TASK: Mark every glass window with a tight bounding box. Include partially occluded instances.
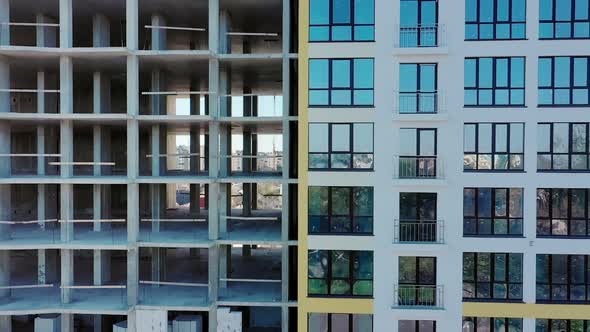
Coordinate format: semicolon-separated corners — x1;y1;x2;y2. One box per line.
463;123;525;171
539;0;590;39
308;186;374;234
537;123;590;171
399;64;438;113
400;0;439;47
398;128;438;178
398;257;438;306
465;0;526;40
399;320;437;332
536;255;590;302
463;188;524;236
536;188;590;237
309;123;374;170
308;313;373;332
535;319;590;332
465;57;525;106
309;58;375;106
308;250;373;297
309;0;375;42
463;317;523;332
463;252;523;300
538;56;590;106
399;193;438;242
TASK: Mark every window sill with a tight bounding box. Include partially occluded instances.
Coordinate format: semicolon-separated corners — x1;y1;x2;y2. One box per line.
537;235;590;239
539;37;590;40
463;105;527;108
536;300;590;305
309;40;376;43
537;169;590;173
538;104;590;108
309;169;374;172
307;294;374;299
308;105;375;108
464;38;529;42
309;232;374;236
463;169;526;173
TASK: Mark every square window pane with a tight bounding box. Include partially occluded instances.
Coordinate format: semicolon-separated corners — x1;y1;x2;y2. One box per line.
331;90;352;105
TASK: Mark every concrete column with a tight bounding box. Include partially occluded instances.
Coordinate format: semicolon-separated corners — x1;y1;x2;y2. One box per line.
218;11;231;54
61;249;73;303
60;120;73;178
127;120;138;178
190;184;201;216
219;245;228;288
37;126;45;175
150;70;165;115
127;184;139;243
101;127;112;176
93;72;111;114
38;249;46;284
0;0;8;46
0;123;9;240
151;248;166;282
36;14;58;47
150;15;166;50
38;184;46;230
150;184;161;232
60;184;73;241
151;125;160;176
93;126;102;176
219;184;229;235
59;0;72;48
0;251;10;297
0;58;9;113
190;125;201;175
62;314;73;332
0;315;10;332
92;14;110;47
37;71;46;114
94;250;111;285
126;0;138;50
60;57;73;114
127;56;139;116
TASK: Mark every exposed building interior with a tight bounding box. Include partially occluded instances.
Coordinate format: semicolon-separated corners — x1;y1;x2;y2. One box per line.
0;0;298;330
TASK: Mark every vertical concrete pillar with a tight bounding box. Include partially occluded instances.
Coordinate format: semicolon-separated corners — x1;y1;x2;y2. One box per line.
60;183;73;241
92;14;110;47
60;249;73;303
0;0;8;46
150;15;166;50
218;11;231;54
60;57;73;114
38;184;46;230
151;125;160;176
0;123;9;240
59;0;72;48
93;184;102;232
0;316;10;332
60;120;73;177
150;184;161;232
37;126;45;175
94;250;111;285
62;314;73;332
37;71;46;114
150;70;165;115
101;127;112;176
126;0;138;50
38;249;47;284
36;14;58;47
219;245;228;288
151;248;166;282
93;126;102;176
190;125;201;175
0;251;10;297
190;184;201;217
93;72;111;114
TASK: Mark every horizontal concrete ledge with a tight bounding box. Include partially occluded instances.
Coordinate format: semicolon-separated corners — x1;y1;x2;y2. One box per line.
216;301;287;307
135;304;210;312
463;302;590;319
0;307;129;316
137;241;213;249
392;47;449;56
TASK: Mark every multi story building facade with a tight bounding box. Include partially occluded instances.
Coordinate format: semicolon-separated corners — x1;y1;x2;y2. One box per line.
0;0;589;331
299;0;590;332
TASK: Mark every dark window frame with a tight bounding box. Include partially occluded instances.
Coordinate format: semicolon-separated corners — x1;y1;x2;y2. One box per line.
400;0;440;47
308;122;375;171
307;313;374;332
536;254;590;303
463;123;525;171
464;57;526;107
399;63;439;114
309;0;376;42
538;56;590;106
398;320;437;332
399;128;438;177
536;188;590;238
535;319;590;331
462;317;523;331
308;58;375;107
537;123;590;171
308;186;374;235
463;252;524;301
539;0;590;40
398;256;438;306
463;187;524;237
465;0;527;40
308;250;374;298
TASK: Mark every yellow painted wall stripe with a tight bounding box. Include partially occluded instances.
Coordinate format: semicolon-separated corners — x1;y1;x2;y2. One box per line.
464;303;590;319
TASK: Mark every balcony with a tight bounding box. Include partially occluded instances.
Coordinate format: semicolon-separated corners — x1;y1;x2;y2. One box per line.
393;220;444;244
395;24;446;48
394;284;444;309
394;92;445;115
394;156;443;179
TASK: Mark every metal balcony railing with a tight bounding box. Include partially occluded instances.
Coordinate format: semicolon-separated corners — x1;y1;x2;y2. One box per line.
394;92;445;114
393;219;444;243
395;24;446;48
394;284;444;308
394;156;443;179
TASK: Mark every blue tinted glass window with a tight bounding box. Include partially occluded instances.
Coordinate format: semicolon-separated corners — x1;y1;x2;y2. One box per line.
574;58;588;86
576;0;589;19
540;0;553;20
540;0;590;39
400;64;418;92
466;0;526;40
465;57;525;106
309;58;374;106
400;0;439;47
353;59;374;89
310;0;330;24
556;0;572;20
539;58;552;87
420;65;436;91
309;0;375;42
400;1;418;26
538;56;590;105
555;57;571;88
